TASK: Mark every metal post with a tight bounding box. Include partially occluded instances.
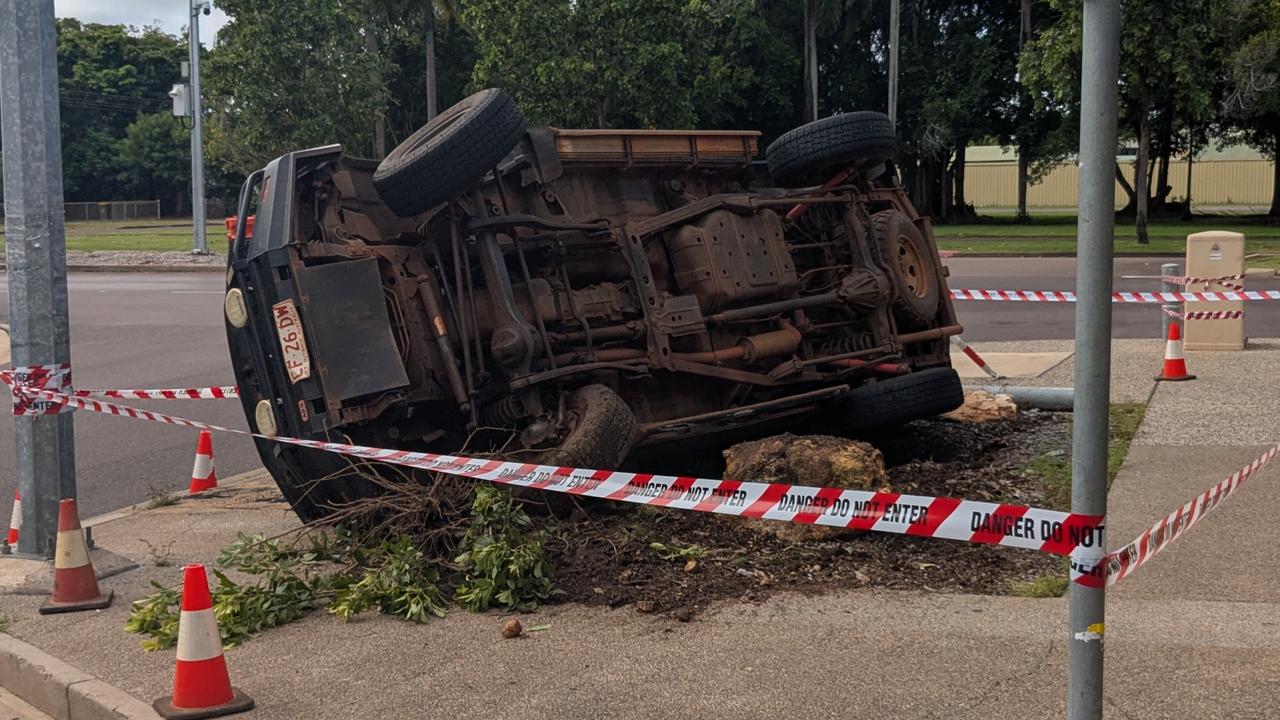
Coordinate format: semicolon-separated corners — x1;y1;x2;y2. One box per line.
1161;262;1180;340
1069;1;1120;718
0;0;77;558
188;1;208;254
888;0;900;127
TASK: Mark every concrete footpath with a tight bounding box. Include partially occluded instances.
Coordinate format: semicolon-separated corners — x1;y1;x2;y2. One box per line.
1;341;1279;719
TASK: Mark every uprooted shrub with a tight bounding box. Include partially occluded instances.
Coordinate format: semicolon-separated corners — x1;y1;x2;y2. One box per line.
125;462;559;650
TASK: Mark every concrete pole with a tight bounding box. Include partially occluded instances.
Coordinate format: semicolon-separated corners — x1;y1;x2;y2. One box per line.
1161;262;1180;340
188;1;208;254
888;0;900;127
0;0;78;558
1068;1;1120;718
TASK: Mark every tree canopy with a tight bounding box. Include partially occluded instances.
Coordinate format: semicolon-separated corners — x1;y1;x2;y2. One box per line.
27;0;1280;218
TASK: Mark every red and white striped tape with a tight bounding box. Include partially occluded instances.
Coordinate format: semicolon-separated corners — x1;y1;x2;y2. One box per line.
1160;273;1246;292
0;367;237;415
73;386;239;400
1161;307;1245;321
6;382;1105;559
1102;445;1279;587
950;335;1001;379
1;365;74;416
950;289;1280;303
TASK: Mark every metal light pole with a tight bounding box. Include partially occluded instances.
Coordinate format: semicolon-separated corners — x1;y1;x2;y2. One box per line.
188;0;210;254
888;0;900;127
1068;0;1120;717
0;0;78;558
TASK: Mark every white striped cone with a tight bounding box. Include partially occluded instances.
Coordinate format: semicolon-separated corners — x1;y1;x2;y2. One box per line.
189;430;217;494
39;498;112;614
154;564;253;719
1155;321;1195;382
6;490;21;547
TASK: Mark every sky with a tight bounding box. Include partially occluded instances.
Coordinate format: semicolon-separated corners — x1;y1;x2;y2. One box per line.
53;0;229;44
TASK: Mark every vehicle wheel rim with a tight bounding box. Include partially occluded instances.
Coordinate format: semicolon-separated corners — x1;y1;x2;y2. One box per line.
895;233;931;299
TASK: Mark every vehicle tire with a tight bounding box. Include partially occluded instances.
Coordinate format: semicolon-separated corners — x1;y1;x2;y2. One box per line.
765;112;896;186
373;88;528;217
839;368;964;433
871;209;941;327
524;384;638;515
538;384;638;471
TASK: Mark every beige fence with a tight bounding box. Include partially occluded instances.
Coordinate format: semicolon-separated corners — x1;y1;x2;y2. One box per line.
964;152;1273;209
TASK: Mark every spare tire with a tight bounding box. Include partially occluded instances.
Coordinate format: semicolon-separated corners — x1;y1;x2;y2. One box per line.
870;209;941;328
373;88;527;217
765;111;896;186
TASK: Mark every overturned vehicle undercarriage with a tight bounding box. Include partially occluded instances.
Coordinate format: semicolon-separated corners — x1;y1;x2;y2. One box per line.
224;89;965;520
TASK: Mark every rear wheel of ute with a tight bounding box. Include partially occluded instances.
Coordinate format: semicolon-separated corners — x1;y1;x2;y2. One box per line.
523;384;639;516
837;367;964;433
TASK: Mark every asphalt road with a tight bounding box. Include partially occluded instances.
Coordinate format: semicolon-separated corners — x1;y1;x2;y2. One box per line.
2;257;1279;515
0;272;258;517
946;256;1280;340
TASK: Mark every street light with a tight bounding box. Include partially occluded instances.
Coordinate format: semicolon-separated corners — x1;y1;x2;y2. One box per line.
188;0;211;255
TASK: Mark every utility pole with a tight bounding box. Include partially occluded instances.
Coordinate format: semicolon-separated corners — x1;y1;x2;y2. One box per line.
1068;0;1120;718
188;0;210;254
888;0;900;127
0;0;78;558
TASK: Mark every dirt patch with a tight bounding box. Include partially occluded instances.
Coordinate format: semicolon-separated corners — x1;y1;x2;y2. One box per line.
65;250;225;267
546;411;1070;616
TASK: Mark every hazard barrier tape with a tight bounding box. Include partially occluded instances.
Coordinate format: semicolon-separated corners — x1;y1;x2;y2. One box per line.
949;289;1280;303
0;367;237;415
72;386;239;400
3;380;1106;559
1099;445;1279;587
949;336;1001;379
1160;273;1246;292
1161;307;1245;321
0;365;73;416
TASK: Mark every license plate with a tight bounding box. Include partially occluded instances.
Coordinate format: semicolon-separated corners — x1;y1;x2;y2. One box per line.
272;299;312;383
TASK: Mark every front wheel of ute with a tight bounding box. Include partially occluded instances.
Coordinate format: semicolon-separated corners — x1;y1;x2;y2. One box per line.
525;384;639;515
837;368;964;433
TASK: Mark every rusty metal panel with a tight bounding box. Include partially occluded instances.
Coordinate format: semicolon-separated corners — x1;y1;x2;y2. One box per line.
553;128;759;166
295;257;410;403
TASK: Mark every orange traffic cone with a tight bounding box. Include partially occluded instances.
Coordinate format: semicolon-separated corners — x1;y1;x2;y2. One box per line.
153;565;254;719
6;490;21;548
189;431;218;494
1155;321;1196;382
39;499;112;614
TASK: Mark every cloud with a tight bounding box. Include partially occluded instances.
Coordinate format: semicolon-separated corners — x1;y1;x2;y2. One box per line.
53;0;229;43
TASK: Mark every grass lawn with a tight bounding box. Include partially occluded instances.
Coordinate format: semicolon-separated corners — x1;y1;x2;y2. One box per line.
934;212;1280;256
0;219;226;253
1010;402;1148;598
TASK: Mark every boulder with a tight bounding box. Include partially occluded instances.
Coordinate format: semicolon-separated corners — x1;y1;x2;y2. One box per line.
941;390;1017;423
722;434;890;542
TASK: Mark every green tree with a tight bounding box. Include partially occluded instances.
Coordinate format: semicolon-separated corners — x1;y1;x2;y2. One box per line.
205;0;391;175
1023;0;1228;241
55;20;185;202
465;0;695;128
1224;0;1280;215
118;112;191;216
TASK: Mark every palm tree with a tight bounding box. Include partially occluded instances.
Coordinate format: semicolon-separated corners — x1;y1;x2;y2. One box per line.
425;0;460;120
800;0;847;123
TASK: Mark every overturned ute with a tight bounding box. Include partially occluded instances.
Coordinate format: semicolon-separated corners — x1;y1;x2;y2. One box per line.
223;89;964;520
